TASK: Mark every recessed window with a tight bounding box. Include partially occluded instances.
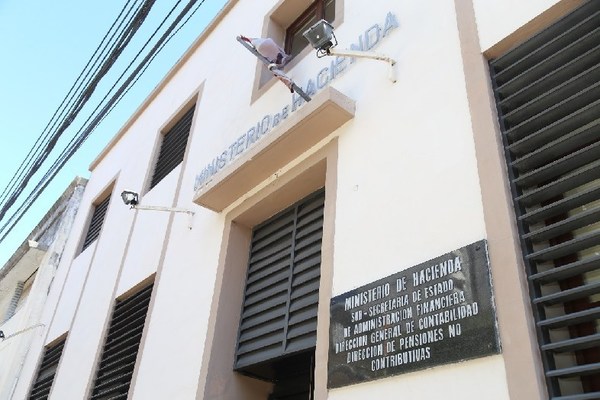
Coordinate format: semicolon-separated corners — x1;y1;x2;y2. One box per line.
249;0;342;102
81;193;111;252
28;336;67;400
149;105;195;190
89;283;153;399
15;271;36;313
235;189;325;398
285;0;335;59
489;1;600;396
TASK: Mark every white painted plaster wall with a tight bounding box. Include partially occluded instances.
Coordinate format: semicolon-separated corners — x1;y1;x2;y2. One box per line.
129;211;225;399
48;182;136;399
0;308;35;397
329;355;509;399
473;0;561;52
115;166;178;297
329;0;487;294
44;248;93;341
44;89;183;398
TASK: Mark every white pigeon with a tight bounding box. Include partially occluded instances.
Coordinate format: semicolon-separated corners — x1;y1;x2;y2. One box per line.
239;36;290;67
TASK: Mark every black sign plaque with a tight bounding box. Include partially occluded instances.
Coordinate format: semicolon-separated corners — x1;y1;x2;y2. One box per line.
328;240;500;388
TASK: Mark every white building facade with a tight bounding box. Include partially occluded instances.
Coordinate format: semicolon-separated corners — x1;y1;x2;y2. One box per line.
8;1;600;399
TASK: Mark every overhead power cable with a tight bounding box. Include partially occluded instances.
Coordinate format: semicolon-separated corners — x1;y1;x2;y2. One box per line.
0;0;156;224
109;0;207;116
0;0;207;243
0;0;143;210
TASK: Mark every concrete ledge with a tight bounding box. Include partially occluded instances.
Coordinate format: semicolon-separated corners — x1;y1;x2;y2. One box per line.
193;86;355;211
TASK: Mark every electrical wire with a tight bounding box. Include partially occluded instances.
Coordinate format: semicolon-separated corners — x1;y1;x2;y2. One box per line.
0;0;155;223
0;0;207;243
102;0;207;122
0;0;142;209
0;0;141;209
0;0;157;238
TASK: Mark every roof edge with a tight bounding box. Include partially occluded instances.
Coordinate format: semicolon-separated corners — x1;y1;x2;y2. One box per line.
0;177;87;280
89;0;239;171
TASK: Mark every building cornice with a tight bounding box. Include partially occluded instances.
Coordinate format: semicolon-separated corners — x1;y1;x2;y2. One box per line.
89;0;239;171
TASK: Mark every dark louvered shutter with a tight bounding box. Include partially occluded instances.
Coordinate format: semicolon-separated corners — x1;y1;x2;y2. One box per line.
82;194;111;251
489;1;600;397
28;337;66;400
89;284;153;400
149;106;194;189
235;189;325;380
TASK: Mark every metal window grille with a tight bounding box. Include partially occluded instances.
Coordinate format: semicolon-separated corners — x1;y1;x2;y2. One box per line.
28;337;67;400
81;194;111;252
235;189;325;382
2;281;24;322
149;106;195;189
89;284;153;400
489;1;600;397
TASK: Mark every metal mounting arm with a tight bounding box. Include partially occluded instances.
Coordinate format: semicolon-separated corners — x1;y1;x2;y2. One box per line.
134;205;195;230
327;48;397;83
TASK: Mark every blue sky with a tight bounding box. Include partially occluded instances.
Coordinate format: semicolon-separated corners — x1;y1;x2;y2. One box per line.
0;0;228;267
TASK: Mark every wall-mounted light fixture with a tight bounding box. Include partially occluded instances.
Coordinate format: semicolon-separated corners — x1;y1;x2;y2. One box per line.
303;20;397;82
120;190;195;229
121;190;139;208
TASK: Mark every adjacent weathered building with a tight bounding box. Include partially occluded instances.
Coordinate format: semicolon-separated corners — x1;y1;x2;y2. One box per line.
0;178;86;399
